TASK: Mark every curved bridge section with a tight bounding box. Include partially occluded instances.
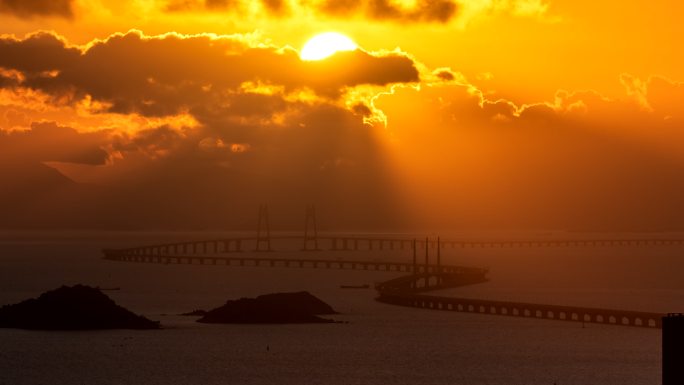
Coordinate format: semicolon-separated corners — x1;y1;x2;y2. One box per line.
103;237;666;329
375;273;663;329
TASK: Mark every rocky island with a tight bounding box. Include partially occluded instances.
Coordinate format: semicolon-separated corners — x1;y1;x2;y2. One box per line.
197;291;338;324
0;285;160;330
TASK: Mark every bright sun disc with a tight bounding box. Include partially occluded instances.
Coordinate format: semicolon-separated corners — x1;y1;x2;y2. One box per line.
300;32;357;61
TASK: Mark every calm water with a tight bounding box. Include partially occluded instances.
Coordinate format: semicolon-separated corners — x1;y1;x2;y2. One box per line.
1;231;682;385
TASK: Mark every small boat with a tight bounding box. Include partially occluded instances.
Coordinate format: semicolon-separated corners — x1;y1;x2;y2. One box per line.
339;284;370;289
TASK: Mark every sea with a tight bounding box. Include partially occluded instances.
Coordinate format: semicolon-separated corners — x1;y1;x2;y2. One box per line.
1;230;682;385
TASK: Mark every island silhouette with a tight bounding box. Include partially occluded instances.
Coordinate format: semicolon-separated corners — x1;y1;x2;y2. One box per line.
195;291;338;324
0;285;159;330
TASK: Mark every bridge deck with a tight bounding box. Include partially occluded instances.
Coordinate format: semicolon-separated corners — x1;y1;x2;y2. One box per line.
110;235;684;256
103;250;474;274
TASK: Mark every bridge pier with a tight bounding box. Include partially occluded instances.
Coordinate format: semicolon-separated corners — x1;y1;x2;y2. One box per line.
302;205;320;251
255;204;273;252
436;237;442;286
424;237;429;288
412;239;417;275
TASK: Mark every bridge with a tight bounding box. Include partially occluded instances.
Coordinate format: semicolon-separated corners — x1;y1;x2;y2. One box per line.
105;235;684;256
374;271;663;329
102;243;664;329
103;205;673;329
103;245;670;328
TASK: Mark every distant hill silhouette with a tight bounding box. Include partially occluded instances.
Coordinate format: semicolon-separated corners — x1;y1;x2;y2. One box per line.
1;157;684;232
0;162;104;229
0;160;407;231
0;285;160;330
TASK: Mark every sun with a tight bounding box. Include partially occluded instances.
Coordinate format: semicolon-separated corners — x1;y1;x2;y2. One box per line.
300;32;358;61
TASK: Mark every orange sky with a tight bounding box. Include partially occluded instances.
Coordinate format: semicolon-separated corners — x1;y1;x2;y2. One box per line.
1;0;683;231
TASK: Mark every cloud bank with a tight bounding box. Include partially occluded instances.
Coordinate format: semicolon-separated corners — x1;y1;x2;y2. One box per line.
1;29;683;231
0;30;419;115
0;30;418;229
375;75;684;230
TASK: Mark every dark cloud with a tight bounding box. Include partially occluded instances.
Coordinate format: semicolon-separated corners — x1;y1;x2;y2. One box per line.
298;50;420;96
163;0;458;23
164;0;200;11
351;103;373;116
261;0;288;15
367;0;402;19
434;68;456;81
366;0;457;23
0;32;80;74
319;0;460;23
0;0;74;18
317;0;362;16
165;0;240;12
205;0;238;9
110;125;185;157
165;0;283;14
0;31;419;117
415;0;457;22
